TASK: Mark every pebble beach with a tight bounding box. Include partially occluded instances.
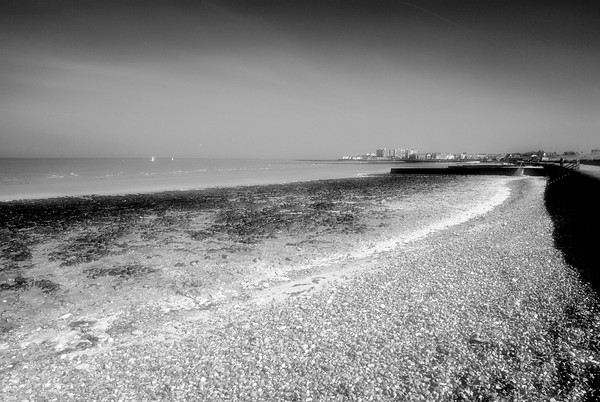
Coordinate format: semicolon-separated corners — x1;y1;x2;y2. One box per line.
2;174;600;401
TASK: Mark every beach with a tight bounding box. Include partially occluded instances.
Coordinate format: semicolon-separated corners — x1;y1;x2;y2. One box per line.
2;173;600;400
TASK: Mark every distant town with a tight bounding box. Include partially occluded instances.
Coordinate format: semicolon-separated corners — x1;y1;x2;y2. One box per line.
340;148;600;163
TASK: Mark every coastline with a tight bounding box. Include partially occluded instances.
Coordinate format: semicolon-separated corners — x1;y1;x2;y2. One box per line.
2;175;600;400
0;174;509;322
0;158;393;202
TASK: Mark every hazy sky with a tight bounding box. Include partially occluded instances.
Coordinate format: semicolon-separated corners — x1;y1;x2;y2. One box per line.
1;0;599;159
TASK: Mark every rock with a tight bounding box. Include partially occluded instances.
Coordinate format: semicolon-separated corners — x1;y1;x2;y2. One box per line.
75;363;91;371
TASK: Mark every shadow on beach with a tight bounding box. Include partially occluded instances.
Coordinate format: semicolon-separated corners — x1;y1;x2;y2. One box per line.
544;169;600;294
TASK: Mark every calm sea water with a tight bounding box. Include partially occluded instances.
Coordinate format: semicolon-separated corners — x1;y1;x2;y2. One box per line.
0;158;406;201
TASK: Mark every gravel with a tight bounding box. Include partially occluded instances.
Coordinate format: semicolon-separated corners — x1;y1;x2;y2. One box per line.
2;176;600;401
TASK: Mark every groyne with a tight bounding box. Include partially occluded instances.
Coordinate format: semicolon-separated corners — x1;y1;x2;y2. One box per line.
544;165;600;294
390;165;545;176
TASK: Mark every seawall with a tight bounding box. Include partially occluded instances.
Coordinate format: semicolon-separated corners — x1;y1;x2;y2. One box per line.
390;165;545;176
544;166;600;293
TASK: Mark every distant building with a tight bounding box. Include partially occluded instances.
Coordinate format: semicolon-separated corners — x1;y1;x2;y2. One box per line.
432;152;455;160
388;149;401;158
376;148;387;158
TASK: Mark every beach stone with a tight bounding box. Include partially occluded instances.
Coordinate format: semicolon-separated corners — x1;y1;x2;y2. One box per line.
2;174;600;401
75;363;91;371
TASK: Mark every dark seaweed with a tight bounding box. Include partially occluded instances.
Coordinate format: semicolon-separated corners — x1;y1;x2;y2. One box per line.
0;175;455;268
0;276;60;293
83;262;158;279
48;225;130;266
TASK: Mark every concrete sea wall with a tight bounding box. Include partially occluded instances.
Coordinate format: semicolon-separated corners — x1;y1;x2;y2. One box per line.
390;166;545;176
544;166;600;293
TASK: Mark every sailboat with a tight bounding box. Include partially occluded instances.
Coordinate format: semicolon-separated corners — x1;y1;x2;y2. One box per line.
151;156;155;162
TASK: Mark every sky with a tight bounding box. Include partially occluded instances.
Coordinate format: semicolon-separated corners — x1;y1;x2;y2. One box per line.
1;0;599;159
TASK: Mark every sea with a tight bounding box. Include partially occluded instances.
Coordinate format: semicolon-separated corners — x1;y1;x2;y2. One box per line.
0;158;416;202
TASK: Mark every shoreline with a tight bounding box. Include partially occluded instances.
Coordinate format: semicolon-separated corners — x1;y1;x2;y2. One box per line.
0;158;393;202
0;173;508;295
0;174;511;344
2;175;600;400
0;173;394;203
